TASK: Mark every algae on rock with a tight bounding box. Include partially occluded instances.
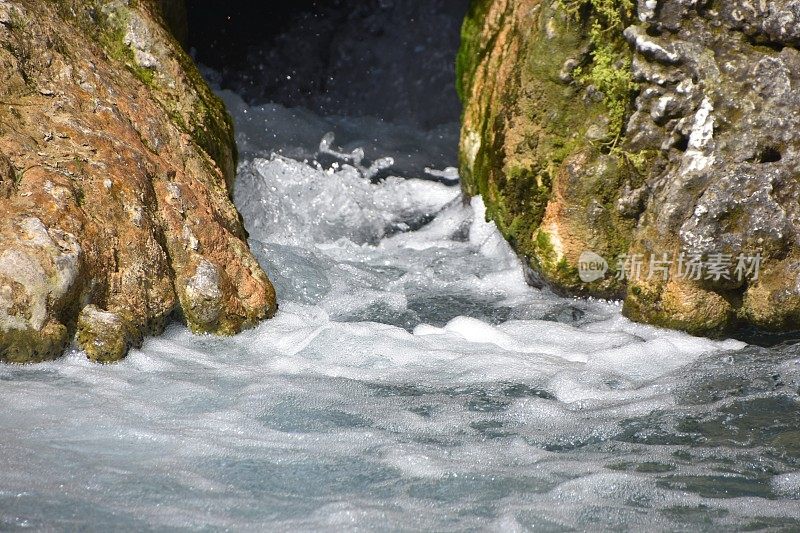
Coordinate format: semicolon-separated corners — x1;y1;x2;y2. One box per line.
458;0;642;299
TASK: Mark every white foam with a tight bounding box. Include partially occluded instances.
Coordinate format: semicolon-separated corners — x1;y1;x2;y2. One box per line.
772;473;800;498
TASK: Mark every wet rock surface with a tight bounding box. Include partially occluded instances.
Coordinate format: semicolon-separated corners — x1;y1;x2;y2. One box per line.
0;0;275;363
624;0;800;333
458;0;800;334
458;0;639;299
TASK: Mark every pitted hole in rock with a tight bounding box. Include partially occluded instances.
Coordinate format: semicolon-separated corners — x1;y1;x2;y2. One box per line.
674;132;690;152
756;146;782;164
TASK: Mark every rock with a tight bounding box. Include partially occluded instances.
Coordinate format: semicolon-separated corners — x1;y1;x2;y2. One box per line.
0;0;276;363
0;151;14;199
457;0;639;300
623;25;681;65
458;0;800;335
76;305;132;363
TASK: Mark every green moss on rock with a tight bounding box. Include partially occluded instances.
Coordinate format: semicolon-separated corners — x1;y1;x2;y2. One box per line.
458;0;639;298
0;322;68;364
76;305;132;363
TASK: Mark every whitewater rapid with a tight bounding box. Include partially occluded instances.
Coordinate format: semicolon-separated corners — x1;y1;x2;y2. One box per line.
1;91;800;531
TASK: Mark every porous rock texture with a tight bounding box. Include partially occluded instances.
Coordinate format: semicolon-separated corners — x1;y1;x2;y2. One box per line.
458;0;800;335
0;0;276;363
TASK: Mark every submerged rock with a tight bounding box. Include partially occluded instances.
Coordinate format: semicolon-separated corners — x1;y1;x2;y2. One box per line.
458;0;800;335
0;0;276;362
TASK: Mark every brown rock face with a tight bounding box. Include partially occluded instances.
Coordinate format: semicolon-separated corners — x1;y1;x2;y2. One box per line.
0;0;276;363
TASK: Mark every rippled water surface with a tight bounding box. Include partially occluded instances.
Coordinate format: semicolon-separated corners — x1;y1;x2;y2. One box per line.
2;93;800;531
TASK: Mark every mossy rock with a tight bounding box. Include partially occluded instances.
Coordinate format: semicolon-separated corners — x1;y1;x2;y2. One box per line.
458;0;800;335
458;0;639;299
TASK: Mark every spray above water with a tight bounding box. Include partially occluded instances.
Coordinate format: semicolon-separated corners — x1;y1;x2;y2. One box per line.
317;132;395;180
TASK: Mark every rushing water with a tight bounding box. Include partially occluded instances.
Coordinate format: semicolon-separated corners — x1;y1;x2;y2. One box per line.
2;90;800;531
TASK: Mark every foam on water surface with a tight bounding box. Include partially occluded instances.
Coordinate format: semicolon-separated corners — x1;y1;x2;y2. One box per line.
1;93;800;531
